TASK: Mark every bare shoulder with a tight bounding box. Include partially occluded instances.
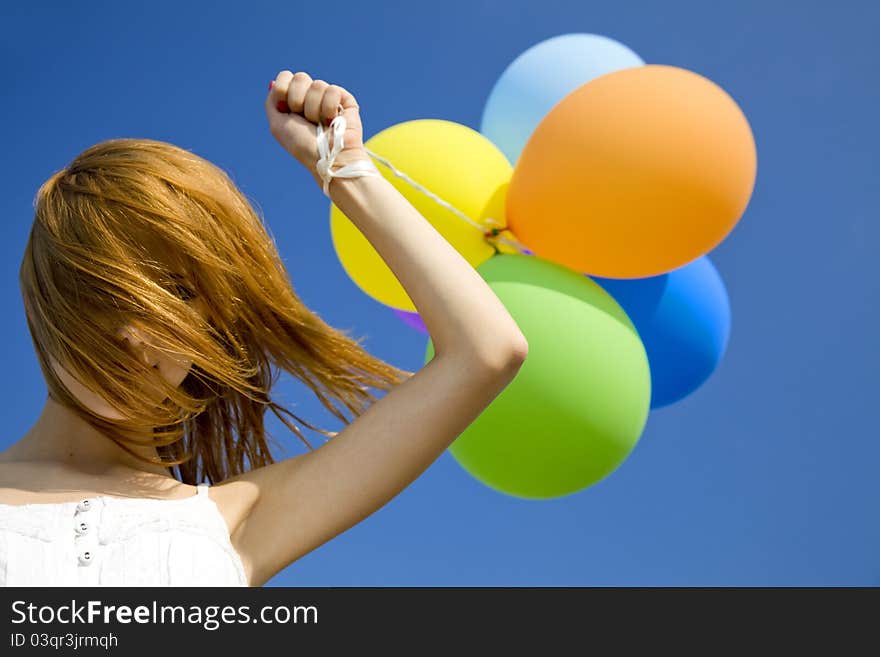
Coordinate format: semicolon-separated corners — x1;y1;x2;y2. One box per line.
207;470;284;587
208;432;340;540
206;437;327;531
210;352;524;586
205;477;260;540
0;459;196;505
0;460;44;504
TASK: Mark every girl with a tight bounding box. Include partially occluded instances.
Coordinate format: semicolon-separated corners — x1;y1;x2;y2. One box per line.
0;70;528;586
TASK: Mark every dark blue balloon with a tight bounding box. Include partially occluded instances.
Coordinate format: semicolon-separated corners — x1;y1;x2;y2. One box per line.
589;256;731;409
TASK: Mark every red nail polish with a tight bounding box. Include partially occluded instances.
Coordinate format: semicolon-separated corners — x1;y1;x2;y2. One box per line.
269;80;275;90
325;116;332;126
276;100;289;113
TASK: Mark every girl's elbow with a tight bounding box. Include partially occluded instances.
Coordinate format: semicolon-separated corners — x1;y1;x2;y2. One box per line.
510;335;529;362
491;335;529;372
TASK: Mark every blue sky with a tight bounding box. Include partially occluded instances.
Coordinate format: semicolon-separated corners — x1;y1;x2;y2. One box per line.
1;0;876;585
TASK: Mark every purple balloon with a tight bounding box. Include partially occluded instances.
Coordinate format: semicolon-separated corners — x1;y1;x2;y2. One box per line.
392;307;428;334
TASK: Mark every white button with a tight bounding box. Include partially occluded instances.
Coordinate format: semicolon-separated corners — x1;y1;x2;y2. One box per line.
78;551;93;566
75;521;89;535
76;499;92;513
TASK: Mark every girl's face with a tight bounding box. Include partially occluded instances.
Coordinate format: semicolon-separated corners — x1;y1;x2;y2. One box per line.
50;297;208;421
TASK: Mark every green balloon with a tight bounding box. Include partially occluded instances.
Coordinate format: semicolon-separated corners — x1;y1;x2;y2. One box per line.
425;254;651;499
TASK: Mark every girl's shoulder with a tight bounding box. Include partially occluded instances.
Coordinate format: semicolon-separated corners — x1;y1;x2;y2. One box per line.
0;459;197;506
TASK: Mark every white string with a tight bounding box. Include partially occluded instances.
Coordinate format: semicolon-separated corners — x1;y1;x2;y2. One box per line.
315;110;381;198
315;109;531;255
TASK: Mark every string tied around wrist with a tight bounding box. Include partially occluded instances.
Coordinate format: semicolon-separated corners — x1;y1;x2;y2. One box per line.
315;107;380;197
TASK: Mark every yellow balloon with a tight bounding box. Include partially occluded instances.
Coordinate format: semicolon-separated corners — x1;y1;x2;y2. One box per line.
330;119;512;311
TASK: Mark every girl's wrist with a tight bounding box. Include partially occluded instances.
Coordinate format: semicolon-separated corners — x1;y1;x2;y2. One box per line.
311;148;377;194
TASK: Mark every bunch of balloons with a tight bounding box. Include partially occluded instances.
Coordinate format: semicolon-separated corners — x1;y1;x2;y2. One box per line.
329;33;757;500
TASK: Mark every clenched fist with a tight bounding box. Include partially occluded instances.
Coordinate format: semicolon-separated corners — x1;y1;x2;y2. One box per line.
265;71;370;192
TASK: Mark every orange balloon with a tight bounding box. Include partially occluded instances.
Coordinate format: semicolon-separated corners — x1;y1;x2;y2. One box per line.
506;65;757;278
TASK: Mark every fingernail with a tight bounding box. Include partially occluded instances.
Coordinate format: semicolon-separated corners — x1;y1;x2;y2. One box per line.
276;100;289;113
269;80;275;91
325;116;333;126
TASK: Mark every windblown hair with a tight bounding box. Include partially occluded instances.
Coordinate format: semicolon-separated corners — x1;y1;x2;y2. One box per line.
20;138;414;484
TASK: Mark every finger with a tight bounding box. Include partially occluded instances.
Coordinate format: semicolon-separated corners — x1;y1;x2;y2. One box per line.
337;86;363;134
286;71;313;114
338;87;360;113
303;79;329;125
320;85;345;125
266;70;295;116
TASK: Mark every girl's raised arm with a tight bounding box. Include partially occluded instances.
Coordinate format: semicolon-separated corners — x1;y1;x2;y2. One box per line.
219;71;527;587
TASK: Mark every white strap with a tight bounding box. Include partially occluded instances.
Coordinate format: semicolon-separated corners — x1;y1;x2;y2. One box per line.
315;111;380;198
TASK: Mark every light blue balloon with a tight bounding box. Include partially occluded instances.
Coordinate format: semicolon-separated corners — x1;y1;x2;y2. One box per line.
480;33;644;166
589;256;731;410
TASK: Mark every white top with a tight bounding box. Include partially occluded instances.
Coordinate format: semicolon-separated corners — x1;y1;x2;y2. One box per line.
0;483;248;586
